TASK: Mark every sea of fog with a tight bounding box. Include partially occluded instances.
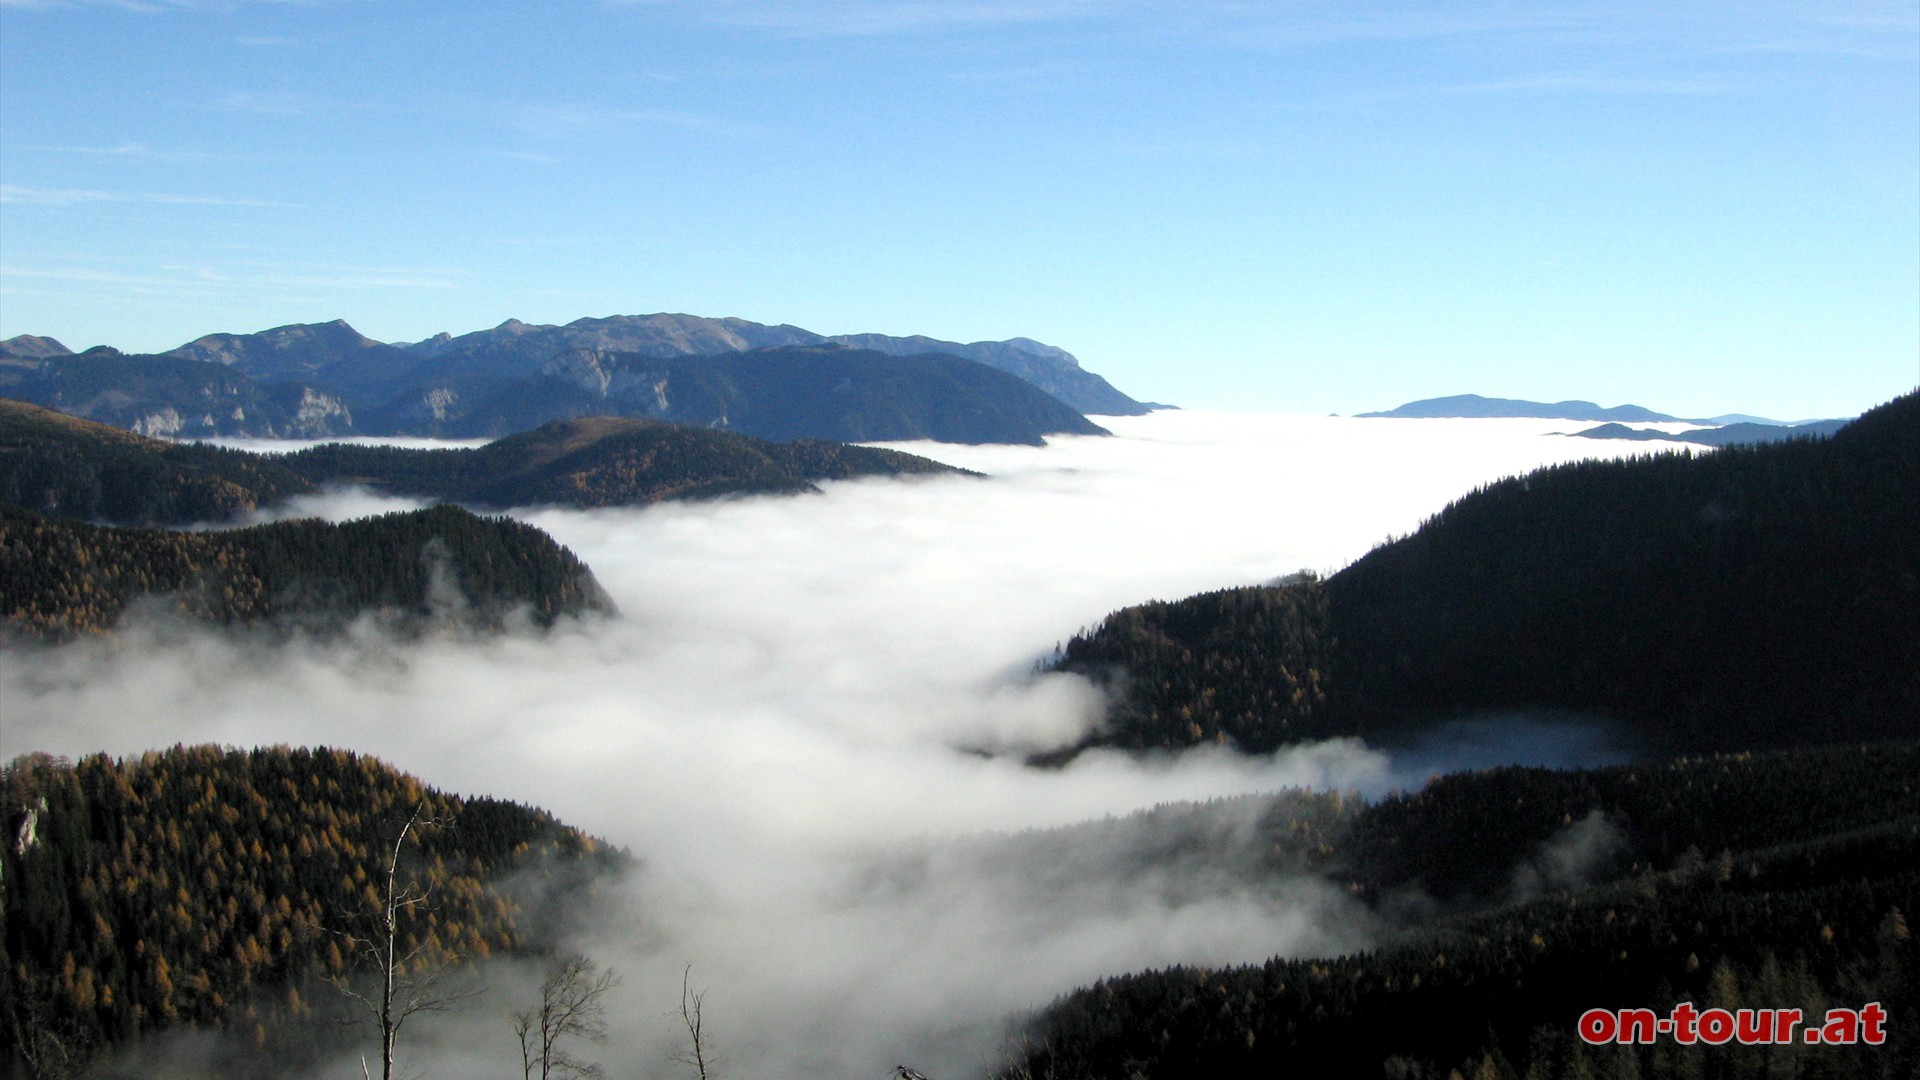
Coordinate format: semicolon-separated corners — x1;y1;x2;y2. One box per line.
2;412;1682;1078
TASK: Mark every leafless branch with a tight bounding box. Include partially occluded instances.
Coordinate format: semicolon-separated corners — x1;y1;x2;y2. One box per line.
324;803;475;1080
513;953;619;1080
668;963;712;1080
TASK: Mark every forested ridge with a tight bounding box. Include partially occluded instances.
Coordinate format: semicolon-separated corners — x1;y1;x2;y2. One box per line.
0;399;315;526
2;746;625;1078
1;398;966;528
1011;742;1920;1079
1056;390;1920;756
0;502;612;638
277;414;968;509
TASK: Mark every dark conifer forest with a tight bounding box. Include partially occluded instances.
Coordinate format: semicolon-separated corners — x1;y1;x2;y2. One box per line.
1009;743;1920;1079
0;399;316;526
1056;390;1919;757
1013;392;1919;1078
6;385;1915;1077
0;398;967;528
1;746;624;1078
275;414;967;510
0;502;612;638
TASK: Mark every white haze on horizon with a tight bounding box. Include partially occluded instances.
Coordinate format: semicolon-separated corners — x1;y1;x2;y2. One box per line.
2;412;1667;1078
193;434;497;453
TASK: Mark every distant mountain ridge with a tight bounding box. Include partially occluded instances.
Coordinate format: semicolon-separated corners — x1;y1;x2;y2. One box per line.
0;334;71;362
379;313;1149;417
362;344;1109;444
1360;393;1854;443
1358;394;1684;422
1571;418;1851;447
1;314;1143;443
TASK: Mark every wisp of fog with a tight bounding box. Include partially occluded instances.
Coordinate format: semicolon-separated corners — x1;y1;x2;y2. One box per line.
1;412;1662;1077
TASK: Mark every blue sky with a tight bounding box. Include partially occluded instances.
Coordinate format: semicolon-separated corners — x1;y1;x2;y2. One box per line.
1;1;1915;418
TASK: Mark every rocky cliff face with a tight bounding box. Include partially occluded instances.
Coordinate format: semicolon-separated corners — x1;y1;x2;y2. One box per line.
284;387;355;437
399;313;1152;415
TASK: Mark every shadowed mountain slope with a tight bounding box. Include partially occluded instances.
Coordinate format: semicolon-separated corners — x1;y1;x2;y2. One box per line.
1056;391;1920;756
1010;741;1920;1079
7;313;1149;439
0;501;614;638
367;345;1109;444
0;399;966;526
0;398;318;524
278;414;971;508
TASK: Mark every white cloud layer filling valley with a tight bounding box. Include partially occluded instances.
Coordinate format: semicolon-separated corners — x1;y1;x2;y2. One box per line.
1;412;1662;1077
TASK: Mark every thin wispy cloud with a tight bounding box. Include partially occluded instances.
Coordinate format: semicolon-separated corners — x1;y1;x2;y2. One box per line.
493;149;562;164
38;142;247;164
1263;71;1747;111
219;258;468;290
0;0;363;10
0;265;224;289
0;185;301;208
507;103;768;140
205;90;314;116
1439;74;1740;96
3;262;461;293
1201;2;1920;59
616;0;1918;66
613;0;1137;37
58;141;152;156
0;0;216;9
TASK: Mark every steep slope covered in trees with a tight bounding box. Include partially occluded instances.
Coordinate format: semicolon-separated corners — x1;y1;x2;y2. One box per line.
1056;391;1920;756
1;746;624;1077
279;415;968;508
1011;742;1920;1079
0;399;965;526
0;502;612;638
0;399;316;525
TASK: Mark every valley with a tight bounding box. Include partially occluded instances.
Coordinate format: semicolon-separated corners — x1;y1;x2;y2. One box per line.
10;405;1912;1077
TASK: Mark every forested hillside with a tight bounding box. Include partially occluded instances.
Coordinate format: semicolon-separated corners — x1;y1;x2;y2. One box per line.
1011;742;1920;1079
279;415;968;509
1056;390;1920;756
0;503;612;638
1;399;966;527
1;746;624;1078
0;399;315;526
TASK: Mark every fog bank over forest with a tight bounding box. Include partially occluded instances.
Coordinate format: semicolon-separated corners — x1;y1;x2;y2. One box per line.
3;412;1661;1076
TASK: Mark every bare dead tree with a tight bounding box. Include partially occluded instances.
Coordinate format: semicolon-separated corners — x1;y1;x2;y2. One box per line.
668;964;712;1080
329;805;480;1080
11;988;90;1080
513;954;619;1080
